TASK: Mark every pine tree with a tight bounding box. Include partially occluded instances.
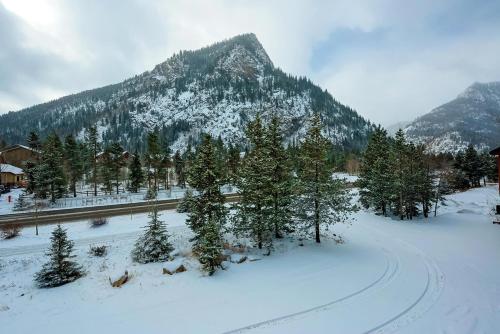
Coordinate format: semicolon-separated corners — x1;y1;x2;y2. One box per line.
131;205;174;263
186;134;226;273
99;150;113;194
265;116;294;238
37;132;67;203
64;134;83;197
128;152;144;193
295;114;354;243
13;191;29;211
34;225;83;288
463;144;481;187
146;131;163;191
226;143;240;185
233;115;274;250
108;142;125;194
85;126;100;196
161;137;172;190
177;188;194;213
173;150;186;187
390;129;409;219
198;217;224;275
25;131;41;194
358;127;393;216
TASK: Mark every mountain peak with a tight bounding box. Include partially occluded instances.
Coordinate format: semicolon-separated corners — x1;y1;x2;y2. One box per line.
0;34;372;152
404;80;500;153
151;33;272;82
458;81;500;101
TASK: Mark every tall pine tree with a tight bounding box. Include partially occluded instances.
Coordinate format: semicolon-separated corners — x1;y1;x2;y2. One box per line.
295;114;354;243
233;115;274;250
265;116;294;238
64;134;83;197
128;152;144;193
186;134;226;275
85;126;100;196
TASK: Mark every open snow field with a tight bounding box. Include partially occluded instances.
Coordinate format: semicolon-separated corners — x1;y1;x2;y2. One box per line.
1;186;499;333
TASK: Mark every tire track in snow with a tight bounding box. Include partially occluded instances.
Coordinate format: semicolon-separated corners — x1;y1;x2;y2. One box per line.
0;226;190;257
222;226;444;334
222;245;401;334
365;238;445;334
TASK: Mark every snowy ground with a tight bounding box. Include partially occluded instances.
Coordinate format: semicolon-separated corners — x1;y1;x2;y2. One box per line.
1;187;499;333
0;188;23;215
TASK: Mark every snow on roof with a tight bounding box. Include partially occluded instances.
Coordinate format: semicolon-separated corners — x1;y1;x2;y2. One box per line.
0;164;24;175
0;144;40;154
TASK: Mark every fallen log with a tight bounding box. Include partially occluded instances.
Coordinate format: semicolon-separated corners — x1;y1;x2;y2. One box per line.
109;271;129;288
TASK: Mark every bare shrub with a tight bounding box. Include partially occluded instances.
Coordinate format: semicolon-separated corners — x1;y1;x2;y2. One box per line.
89;245;107;257
90;217;108;228
1;224;22;240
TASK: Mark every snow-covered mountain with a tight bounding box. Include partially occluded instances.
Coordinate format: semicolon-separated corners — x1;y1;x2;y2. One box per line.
386;121;410;136
0;33;373;152
404;81;500;153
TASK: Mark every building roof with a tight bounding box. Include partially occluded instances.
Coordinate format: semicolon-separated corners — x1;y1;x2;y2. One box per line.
0;164;24;175
490;146;500;156
0;144;40;154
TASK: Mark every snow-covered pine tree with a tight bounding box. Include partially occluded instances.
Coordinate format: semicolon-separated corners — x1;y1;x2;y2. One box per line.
108;142;125;194
34;225;83;288
295;114;355;243
198;216;225;276
463;144;482;187
146;131;163;191
414;144;436;218
128;152;144;193
26;131;41;194
390;129;409;220
85;126;100;197
403;142;419;219
13;191;29;211
265;116;294;238
64;134;83;197
131;205;174;263
186;134;226;272
226;143;240;185
177;188;194;213
358;127;393;216
173;150;186;187
233;115;274;250
99;150;113;194
161;138;172;190
36;132;67;203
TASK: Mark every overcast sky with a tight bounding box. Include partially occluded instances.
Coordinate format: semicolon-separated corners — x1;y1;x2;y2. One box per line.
1;0;499;125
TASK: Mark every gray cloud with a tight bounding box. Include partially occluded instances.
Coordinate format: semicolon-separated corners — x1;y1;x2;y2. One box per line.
0;0;499;126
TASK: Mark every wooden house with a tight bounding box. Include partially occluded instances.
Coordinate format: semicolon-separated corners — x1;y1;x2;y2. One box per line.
0;144;40;169
0;163;25;187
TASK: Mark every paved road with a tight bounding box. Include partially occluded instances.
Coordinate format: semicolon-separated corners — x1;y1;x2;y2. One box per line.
0;194;239;227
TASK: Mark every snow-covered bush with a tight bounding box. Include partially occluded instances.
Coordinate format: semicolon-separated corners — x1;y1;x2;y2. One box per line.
34;225;84;288
131;206;173;264
89;245;107;257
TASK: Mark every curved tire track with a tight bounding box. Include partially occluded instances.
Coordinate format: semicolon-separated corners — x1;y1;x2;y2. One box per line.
222;245;401;334
222;226;444;334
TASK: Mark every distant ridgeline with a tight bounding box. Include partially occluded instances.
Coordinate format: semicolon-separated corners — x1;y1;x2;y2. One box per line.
0;33;373;152
403;81;500;154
